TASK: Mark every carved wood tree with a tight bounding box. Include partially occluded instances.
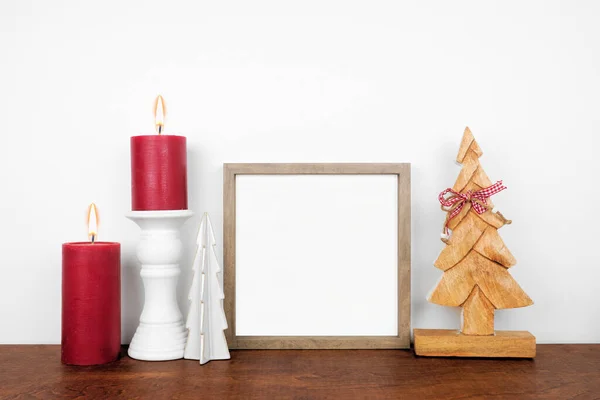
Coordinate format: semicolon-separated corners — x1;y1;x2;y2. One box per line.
428;127;533;335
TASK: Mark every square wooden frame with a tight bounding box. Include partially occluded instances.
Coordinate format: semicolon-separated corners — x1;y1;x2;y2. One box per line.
223;163;411;349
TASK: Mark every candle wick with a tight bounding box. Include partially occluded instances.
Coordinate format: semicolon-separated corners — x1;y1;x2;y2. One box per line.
157;125;163;135
91;234;96;244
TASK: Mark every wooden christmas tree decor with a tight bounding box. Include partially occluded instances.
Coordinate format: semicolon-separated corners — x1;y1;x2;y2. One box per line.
184;213;230;365
414;127;536;358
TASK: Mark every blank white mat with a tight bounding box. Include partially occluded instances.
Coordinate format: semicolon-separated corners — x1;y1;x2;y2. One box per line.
235;174;398;336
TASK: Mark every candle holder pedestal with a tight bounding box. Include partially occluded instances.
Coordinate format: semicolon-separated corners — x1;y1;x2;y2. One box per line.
126;210;194;361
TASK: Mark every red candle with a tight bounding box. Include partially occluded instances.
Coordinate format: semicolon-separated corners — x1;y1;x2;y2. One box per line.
130;96;188;211
131;135;187;210
61;204;121;365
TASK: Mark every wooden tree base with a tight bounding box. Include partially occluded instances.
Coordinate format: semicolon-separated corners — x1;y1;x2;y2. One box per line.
414;329;536;358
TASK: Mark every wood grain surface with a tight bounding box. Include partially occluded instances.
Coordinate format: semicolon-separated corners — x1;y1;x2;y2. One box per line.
461;287;495;335
414;329;536;358
1;345;599;399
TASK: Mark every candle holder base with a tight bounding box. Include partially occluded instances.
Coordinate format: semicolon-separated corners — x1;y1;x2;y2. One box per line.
128;322;188;361
126;210;194;361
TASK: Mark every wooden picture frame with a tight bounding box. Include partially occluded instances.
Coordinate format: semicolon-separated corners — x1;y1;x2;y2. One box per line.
223;163;411;349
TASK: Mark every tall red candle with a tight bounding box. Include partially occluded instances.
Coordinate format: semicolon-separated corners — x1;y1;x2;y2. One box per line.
62;242;121;365
130;134;188;210
131;95;188;211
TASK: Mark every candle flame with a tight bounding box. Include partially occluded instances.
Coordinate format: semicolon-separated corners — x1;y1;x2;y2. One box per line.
87;203;99;243
154;95;166;134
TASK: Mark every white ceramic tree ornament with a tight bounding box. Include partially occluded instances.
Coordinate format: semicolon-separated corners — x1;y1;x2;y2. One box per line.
184;213;230;364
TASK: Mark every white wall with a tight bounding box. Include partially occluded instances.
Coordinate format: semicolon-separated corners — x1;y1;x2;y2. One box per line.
1;0;598;344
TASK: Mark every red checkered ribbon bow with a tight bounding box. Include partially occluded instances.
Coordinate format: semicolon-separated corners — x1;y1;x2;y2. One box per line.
439;180;507;234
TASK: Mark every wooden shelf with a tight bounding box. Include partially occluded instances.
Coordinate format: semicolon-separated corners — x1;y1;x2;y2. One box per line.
1;345;599;398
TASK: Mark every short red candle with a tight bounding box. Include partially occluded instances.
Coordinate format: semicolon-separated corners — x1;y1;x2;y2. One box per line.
62;242;121;365
130;135;188;211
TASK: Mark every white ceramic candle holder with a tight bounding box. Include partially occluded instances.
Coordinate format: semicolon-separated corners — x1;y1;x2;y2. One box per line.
126;210;194;361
